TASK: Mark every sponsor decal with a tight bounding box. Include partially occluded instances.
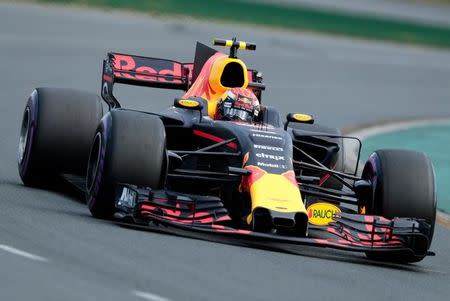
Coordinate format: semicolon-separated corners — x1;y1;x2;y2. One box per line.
292;113;313;123
256;153;285;161
234;96;255;111
117;187;137;208
252;133;283;140
253;144;283;152
112;54;183;83
242;152;250;166
307;202;341;226
251;129;278;134
232;122;274;129
178;99;200;108
256;162;288;169
257;162;280;168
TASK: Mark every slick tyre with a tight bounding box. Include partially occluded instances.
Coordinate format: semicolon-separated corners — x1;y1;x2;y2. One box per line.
86;110;167;218
18;88;103;187
362;149;437;263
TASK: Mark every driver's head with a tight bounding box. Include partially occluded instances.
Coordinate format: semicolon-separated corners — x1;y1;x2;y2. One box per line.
215;88;260;123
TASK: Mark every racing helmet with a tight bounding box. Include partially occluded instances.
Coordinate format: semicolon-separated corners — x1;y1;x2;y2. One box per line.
215;88;260;123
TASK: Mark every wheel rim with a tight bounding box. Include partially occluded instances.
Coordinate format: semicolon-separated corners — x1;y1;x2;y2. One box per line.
18;107;30;165
86;133;102;193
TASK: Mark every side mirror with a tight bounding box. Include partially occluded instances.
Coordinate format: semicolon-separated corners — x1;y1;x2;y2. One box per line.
174;98;204;122
284;113;314;130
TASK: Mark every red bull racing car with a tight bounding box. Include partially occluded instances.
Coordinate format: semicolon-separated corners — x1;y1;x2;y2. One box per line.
18;39;437;263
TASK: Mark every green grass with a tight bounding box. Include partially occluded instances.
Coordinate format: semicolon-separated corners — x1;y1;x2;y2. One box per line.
38;0;450;48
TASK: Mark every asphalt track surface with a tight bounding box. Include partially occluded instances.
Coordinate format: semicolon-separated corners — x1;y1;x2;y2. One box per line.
1;3;450;301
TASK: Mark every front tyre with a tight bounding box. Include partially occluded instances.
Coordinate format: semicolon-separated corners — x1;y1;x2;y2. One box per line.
361;149;437;263
86;110;167;218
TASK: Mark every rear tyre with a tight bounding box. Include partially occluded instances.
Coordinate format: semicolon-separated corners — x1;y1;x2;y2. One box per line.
18;88;103;187
86;110;167;218
362;149;436;263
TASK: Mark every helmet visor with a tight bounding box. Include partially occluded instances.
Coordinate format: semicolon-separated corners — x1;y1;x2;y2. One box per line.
223;107;251;122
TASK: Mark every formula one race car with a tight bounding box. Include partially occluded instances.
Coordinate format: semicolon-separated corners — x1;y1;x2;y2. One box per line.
18;38;437;263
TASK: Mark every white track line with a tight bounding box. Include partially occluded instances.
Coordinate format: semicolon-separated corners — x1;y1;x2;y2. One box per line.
349;117;450;140
437;211;450;228
0;244;48;262
132;290;173;301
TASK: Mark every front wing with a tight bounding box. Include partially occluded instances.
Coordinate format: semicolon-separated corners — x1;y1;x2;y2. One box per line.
114;185;434;258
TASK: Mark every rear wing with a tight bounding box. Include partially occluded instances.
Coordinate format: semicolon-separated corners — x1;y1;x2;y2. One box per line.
101;52;265;108
102;52;192;108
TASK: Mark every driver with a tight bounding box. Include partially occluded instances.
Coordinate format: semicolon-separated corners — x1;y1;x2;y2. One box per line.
215;88;260;123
